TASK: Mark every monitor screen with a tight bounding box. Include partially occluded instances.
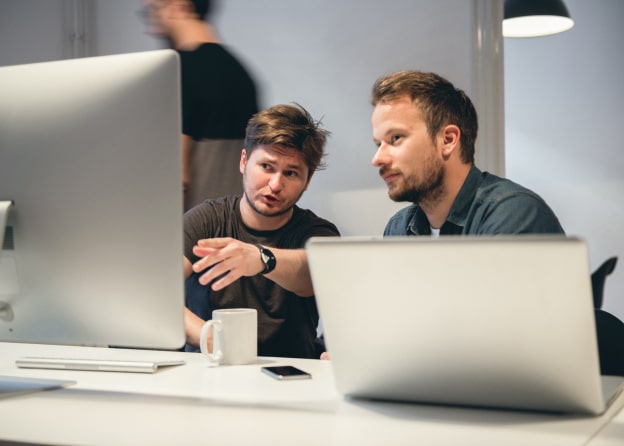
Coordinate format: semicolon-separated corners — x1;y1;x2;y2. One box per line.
0;50;185;350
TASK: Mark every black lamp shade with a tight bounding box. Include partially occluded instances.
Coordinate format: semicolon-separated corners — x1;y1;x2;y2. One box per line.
505;0;571;20
503;0;574;38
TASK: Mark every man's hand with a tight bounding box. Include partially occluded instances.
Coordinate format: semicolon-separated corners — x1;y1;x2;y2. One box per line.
185;307;211;350
191;238;264;291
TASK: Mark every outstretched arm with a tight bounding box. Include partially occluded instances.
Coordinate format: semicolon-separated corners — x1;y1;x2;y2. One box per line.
190;237;315;297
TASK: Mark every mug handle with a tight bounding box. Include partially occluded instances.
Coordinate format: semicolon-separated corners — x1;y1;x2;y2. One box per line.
200;319;223;364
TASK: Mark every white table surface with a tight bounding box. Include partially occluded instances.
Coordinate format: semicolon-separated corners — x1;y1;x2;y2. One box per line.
0;341;622;446
585;401;624;446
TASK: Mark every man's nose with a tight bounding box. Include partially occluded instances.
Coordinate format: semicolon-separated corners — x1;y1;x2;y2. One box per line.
268;173;283;192
372;143;387;167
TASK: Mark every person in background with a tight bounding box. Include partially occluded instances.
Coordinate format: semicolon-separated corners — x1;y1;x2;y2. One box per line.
143;0;259;210
371;69;564;237
183;103;340;359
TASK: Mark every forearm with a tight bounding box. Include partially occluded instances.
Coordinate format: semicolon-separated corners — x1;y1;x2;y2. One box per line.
263;248;314;297
190;239;316;297
184;307;206;349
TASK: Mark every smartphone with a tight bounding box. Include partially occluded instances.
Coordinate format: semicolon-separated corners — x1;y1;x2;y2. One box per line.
261;365;311;380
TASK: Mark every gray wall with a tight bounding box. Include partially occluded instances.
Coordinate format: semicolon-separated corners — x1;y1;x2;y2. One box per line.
1;0;622;320
90;0;482;236
504;0;624;319
0;0;68;64
0;0;486;235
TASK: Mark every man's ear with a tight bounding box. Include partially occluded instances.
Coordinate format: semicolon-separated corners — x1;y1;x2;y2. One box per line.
440;124;461;158
239;148;247;174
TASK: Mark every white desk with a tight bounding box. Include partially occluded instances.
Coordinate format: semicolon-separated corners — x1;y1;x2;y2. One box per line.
0;342;622;446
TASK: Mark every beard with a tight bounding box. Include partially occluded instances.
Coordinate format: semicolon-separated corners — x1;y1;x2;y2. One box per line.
389;155;445;205
243;187;305;219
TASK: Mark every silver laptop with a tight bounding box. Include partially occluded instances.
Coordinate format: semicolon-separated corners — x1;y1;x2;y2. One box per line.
306;235;623;415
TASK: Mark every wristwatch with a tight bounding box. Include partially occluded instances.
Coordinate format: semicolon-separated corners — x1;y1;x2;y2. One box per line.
254;244;276;275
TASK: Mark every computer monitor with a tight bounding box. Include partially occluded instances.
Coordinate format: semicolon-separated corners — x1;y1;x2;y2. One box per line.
0;50;185;350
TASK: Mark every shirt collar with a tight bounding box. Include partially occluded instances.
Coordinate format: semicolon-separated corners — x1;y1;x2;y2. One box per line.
444;165;482;229
408;164;482;235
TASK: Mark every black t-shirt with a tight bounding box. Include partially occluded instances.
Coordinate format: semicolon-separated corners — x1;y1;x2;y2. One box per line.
184;196;340;358
178;43;259;140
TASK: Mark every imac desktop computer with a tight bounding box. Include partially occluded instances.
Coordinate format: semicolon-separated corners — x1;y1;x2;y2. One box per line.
0;50;186;352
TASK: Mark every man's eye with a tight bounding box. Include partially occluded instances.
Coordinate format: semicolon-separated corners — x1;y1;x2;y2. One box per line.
285;171;298;178
391;135;402;143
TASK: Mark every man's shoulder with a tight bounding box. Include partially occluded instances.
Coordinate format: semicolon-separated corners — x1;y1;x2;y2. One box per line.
388;203;419;220
469;172;564;234
291;206;340;235
180;43;250;71
178;43;225;58
477;171;547;204
194;194;239;208
185;195;240;221
384;204;419;236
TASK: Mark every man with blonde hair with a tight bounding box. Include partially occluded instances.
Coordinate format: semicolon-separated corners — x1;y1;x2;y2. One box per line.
370;70;563;236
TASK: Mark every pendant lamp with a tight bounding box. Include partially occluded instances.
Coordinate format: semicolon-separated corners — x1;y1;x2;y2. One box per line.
503;0;574;38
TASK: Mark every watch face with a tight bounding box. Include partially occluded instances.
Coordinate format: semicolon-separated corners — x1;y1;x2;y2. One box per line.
258;246;276;274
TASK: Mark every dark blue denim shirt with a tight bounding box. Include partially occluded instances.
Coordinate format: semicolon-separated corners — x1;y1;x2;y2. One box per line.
384;165;564;236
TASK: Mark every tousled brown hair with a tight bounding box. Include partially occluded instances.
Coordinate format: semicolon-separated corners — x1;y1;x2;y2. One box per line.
244;103;330;177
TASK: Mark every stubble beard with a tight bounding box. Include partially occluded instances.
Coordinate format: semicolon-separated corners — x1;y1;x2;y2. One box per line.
389;157;445;206
243;189;303;219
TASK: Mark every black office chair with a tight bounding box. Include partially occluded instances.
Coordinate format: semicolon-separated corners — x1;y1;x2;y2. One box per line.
591;256;618;309
595;309;624;376
590;257;623;376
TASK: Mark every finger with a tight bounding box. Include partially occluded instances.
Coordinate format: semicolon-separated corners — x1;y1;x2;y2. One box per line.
192;245;216;259
197;237;233;248
210;270;239;291
203;264;244;290
192;245;214;254
198;261;228;285
192;239;238;273
197;249;242;285
203;256;246;290
192;246;223;273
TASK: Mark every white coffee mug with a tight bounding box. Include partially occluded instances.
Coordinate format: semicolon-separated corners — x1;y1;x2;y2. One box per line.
200;308;257;366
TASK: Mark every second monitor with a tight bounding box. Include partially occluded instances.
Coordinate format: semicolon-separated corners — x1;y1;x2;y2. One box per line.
0;50;185;350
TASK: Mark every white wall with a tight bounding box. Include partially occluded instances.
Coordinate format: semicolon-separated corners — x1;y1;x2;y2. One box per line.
0;1;498;238
504;0;624;320
89;0;482;237
0;0;68;65
219;0;477;235
6;1;618;319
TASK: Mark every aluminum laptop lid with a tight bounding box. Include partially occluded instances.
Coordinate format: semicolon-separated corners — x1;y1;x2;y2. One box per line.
307;235;616;414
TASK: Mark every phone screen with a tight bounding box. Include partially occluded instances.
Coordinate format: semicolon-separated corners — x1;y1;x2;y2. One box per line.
261;365;311;380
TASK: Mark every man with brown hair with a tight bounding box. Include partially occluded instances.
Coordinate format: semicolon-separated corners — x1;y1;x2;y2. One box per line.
370;70;564;236
183;103;339;359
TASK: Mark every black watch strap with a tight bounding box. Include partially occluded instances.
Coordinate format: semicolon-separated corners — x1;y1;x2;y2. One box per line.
254;244;276;275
